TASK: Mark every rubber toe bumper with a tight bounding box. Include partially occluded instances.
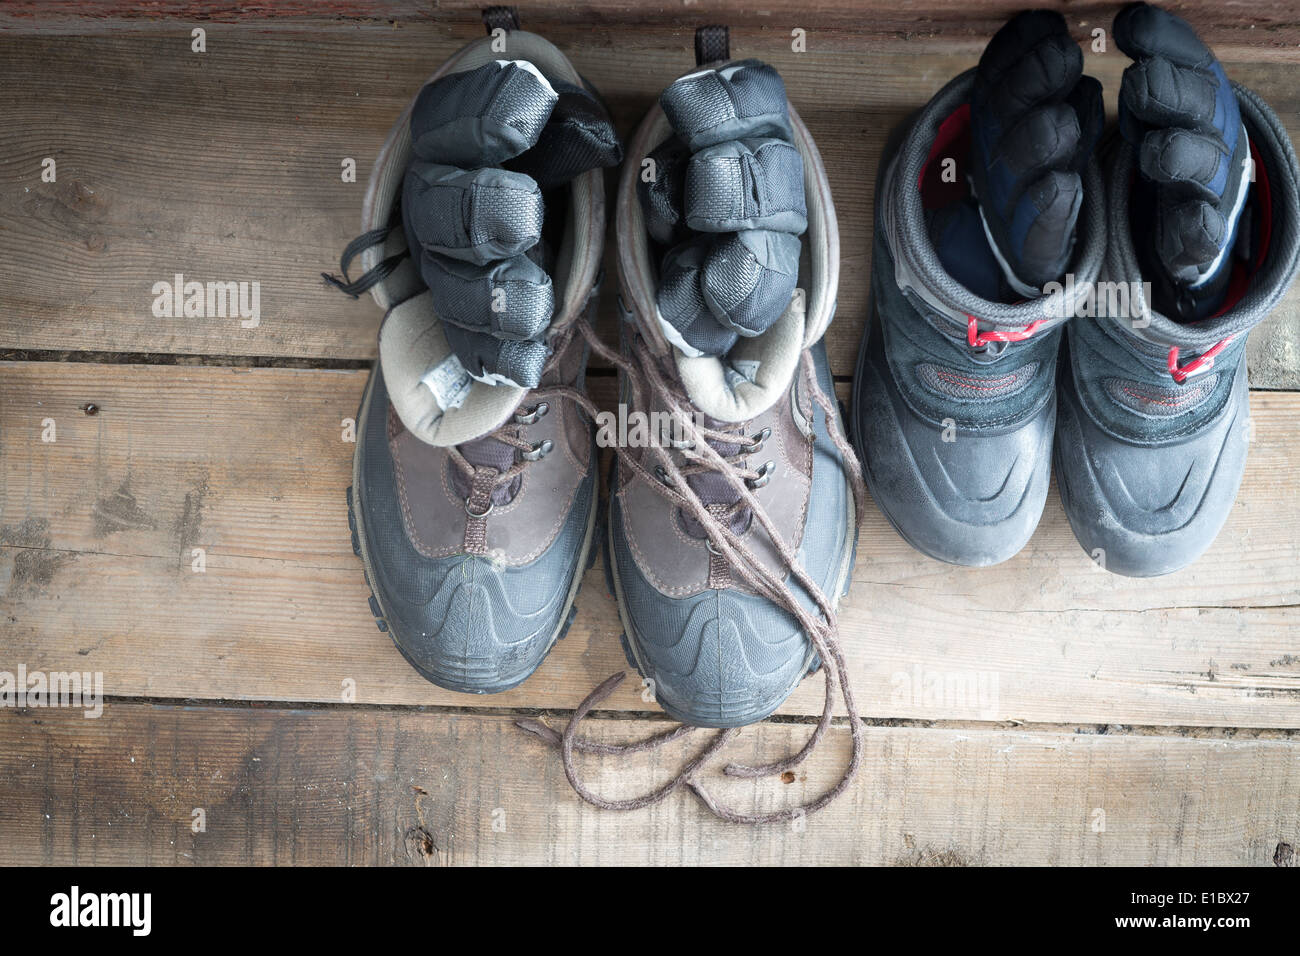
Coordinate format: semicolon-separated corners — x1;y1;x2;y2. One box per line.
855;330;1054;567
609;515;817;728
1054;359;1250;577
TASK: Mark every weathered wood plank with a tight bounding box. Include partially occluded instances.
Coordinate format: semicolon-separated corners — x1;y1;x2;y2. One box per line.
0;701;1294;865
2;361;1298;726
1;28;1297;384
2;1;1298;54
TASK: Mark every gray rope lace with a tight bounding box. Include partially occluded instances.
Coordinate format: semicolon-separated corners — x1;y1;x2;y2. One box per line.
517;318;867;824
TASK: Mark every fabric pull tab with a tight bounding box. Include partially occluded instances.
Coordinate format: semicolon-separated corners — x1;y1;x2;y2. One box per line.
482;5;520;33
694;25;729;66
463;468;499;555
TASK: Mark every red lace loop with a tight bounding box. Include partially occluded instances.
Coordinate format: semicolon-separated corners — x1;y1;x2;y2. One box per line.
1167;335;1235;384
966;314;1045;349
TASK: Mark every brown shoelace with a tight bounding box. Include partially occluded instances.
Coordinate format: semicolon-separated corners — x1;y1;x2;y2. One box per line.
517;317;867;824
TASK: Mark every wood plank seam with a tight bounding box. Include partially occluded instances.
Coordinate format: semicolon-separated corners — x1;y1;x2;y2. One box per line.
32;692;1300;740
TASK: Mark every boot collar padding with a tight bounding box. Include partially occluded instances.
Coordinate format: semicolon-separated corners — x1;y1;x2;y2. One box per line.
377;291;527;446
882;69;1106;341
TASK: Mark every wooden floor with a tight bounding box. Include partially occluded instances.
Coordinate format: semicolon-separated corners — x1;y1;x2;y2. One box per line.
1;3;1298;865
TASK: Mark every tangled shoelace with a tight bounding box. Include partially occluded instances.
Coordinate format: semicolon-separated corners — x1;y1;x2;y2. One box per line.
658;392;772;529
515;316;868;824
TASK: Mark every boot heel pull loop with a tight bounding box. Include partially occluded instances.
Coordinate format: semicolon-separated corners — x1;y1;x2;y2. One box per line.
694;25;729;66
482;5;520;34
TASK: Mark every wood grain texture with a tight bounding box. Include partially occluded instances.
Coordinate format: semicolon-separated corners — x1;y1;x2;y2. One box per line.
2;360;1298;727
2;1;1299;54
1;701;1296;865
1;27;1297;384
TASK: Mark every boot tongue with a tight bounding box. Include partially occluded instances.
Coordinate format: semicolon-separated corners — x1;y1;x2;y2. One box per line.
451;434;520;506
680;415;751;538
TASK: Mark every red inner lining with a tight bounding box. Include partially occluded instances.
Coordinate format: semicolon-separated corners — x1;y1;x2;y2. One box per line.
1213;136;1273;317
919;103;971;210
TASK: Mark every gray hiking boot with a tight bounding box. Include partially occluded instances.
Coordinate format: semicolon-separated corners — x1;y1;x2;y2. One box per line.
852;12;1107;566
607;34;858;728
331;15;620;692
1055;4;1300;577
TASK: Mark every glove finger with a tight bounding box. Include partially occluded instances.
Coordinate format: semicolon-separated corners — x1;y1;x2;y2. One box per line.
420;251;554;342
441;323;550;388
701;230;801;337
1139;127;1230;205
411;60;557;167
1013;170;1084;290
638;136;691;247
978;9;1074;86
660;59;792;152
1114;2;1215;69
1154;197;1226;282
656;237;740;357
403;162;543;265
504;80;624;190
1065;75;1105;171
979;11;1082;124
523;232;555;275
995;102;1081;215
685;137;807;234
1119;55;1218;141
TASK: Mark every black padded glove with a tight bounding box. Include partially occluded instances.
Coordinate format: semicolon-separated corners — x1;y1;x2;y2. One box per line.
1116;2;1251;321
968;9;1103;296
641;59;807;357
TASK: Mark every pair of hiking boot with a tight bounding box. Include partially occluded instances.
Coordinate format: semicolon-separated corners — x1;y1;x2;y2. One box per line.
855;4;1300;577
334;11;859;752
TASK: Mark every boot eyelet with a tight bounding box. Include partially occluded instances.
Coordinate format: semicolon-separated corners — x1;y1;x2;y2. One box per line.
748;427;772;452
521;439;553;462
465;498;495;518
746;461;776;489
514;401;549;425
654;464;674;486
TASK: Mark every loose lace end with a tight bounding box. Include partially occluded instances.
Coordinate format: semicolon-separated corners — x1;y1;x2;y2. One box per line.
517;319;868;826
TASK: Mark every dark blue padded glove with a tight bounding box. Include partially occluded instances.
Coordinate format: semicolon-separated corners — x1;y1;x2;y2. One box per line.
1116;2;1250;321
964;9;1103;298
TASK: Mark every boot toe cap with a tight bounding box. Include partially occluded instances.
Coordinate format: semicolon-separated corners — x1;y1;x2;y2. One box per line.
622;587;816;728
375;553;575;693
858;360;1055;566
1055;378;1250;577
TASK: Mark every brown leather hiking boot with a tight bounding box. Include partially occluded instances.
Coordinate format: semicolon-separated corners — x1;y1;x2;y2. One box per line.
605;37;859;729
331;18;620;692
